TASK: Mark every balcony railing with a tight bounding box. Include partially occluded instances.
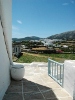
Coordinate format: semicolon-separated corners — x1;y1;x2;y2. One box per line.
48;58;64;87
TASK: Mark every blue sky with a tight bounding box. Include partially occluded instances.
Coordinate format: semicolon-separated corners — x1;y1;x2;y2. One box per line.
12;0;75;38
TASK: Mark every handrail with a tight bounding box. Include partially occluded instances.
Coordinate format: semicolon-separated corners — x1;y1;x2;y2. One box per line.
48;58;64;87
48;59;64;65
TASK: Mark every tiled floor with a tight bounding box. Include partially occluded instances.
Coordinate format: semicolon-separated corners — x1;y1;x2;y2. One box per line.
3;62;73;100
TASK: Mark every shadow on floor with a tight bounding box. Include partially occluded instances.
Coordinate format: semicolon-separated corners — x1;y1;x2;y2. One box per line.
3;78;58;100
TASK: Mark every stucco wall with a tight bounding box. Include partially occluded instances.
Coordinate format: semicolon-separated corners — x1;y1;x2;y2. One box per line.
0;21;10;100
0;0;12;64
0;0;12;99
64;60;75;98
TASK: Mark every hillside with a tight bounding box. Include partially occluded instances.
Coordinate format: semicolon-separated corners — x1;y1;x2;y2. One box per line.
12;30;75;41
47;30;75;40
12;36;41;41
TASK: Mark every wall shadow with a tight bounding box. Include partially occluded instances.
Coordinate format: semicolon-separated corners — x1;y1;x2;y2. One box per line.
22;78;58;100
3;78;59;100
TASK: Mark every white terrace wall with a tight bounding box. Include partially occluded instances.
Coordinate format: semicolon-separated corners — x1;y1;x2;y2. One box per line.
64;60;75;99
0;23;10;99
0;0;12;99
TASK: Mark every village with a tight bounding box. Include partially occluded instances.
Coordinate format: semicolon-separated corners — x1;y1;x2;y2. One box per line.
12;38;75;57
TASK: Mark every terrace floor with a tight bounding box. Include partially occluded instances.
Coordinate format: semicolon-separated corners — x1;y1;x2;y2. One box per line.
3;62;72;100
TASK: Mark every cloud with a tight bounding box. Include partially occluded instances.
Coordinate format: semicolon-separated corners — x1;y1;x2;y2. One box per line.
12;25;19;30
17;20;22;24
71;0;74;4
62;1;74;6
12;32;25;38
12;25;25;38
62;3;69;5
12;25;20;37
12;32;21;38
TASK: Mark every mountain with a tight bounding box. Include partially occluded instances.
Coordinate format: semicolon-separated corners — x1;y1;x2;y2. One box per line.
12;36;41;41
12;30;75;41
47;30;75;40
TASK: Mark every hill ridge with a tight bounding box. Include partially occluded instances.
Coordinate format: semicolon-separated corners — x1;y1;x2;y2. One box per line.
47;30;75;40
12;30;75;41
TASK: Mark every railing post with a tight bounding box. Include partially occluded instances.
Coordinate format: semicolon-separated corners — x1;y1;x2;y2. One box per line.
57;64;58;80
52;62;53;76
62;64;64;87
48;58;50;75
54;63;56;78
60;65;62;83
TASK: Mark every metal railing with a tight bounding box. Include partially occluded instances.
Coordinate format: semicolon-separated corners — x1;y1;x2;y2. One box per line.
48;58;64;87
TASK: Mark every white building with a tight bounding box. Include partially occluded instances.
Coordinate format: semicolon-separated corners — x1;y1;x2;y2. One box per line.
13;45;21;57
41;39;53;46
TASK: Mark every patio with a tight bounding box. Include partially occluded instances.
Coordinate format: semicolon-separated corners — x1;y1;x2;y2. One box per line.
3;62;72;100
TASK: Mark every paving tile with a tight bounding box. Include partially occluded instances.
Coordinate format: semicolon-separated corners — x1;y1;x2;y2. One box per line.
23;85;40;93
59;97;73;100
32;79;44;85
23;76;33;81
42;90;58;100
37;84;51;92
53;89;70;98
6;85;22;93
42;77;55;83
46;98;59;100
23;80;36;86
24;93;44;100
10;79;22;86
3;93;23;100
45;82;61;89
28;99;44;100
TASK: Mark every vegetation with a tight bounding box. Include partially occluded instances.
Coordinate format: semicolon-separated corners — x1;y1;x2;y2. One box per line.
16;53;47;63
41;53;75;59
16;52;75;63
12;36;41;41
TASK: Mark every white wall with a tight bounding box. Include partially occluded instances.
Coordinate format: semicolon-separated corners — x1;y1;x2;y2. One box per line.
0;0;12;64
0;0;12;99
0;21;10;100
64;60;75;99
